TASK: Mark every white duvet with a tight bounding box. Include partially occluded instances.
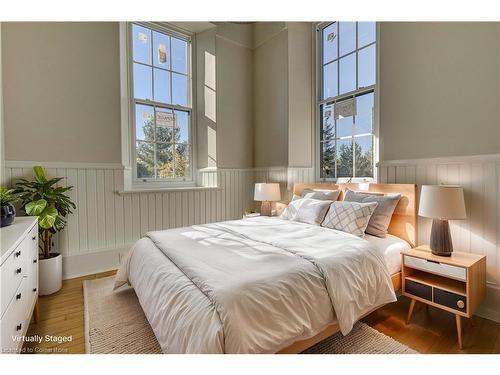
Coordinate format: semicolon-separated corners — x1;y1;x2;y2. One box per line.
115;217;396;353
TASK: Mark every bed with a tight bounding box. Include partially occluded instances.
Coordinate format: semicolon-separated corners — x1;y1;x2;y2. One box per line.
115;183;417;354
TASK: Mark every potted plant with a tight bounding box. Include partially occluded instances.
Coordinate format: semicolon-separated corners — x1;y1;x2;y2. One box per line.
15;166;76;295
0;187;21;227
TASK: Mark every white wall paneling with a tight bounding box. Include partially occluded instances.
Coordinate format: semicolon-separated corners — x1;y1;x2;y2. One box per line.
379;154;500;322
253;167;314;203
5;159;499;322
4;162;255;279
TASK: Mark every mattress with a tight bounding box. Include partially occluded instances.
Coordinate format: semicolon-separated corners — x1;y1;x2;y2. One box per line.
365;233;411;274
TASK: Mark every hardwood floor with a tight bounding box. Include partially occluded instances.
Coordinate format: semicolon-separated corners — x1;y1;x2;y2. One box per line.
22;270;116;354
23;271;500;354
362;296;500;354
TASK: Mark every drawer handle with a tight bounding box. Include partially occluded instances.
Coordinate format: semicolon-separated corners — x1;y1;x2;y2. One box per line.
32;236;36;241
33;259;38;264
16;293;22;300
16;323;22;331
457;300;465;309
15;267;22;274
33;288;37;292
426;259;440;264
14;251;21;258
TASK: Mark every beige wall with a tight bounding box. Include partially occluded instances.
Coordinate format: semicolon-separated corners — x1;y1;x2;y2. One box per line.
215;25;254;168
253;23;289;168
253;22;314;169
2;22;122;163
379;22;500;161
287;23;313;168
2;22;254;170
5;22;498;170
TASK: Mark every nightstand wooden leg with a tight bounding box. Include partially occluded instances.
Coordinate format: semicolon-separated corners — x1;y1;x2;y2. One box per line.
456;315;463;349
406;299;416;325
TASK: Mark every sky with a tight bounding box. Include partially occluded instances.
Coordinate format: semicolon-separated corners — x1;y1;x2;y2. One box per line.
131;23;190;148
322;21;376;99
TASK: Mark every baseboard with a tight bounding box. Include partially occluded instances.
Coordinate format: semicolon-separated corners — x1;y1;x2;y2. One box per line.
62;245;132;280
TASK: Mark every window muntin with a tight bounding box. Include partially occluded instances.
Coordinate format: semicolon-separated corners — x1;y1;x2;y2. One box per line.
319;21;376;179
130;23;192;182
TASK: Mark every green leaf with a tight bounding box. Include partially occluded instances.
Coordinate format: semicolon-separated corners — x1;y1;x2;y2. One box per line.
33;166;46;183
0;187;21;205
39;207;58;229
25;199;47;216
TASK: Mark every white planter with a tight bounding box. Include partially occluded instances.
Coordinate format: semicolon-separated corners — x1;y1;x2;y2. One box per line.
39;254;62;295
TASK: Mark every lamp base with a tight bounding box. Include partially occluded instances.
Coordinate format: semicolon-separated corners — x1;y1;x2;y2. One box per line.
260;201;272;216
430;219;453;257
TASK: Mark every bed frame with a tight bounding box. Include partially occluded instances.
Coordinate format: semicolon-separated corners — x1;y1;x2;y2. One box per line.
276;182;417;354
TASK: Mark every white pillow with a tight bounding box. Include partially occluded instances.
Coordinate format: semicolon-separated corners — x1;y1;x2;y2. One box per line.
280;198;331;225
321;201;378;237
302;188;340;201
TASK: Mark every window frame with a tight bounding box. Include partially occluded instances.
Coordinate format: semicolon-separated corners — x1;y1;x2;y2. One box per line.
314;22;379;183
125;22;197;189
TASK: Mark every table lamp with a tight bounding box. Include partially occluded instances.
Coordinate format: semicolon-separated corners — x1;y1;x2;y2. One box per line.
254;183;281;216
418;185;466;256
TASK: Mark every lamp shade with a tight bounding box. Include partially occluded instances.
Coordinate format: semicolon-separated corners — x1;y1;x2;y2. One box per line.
254;183;281;202
419;185;466;220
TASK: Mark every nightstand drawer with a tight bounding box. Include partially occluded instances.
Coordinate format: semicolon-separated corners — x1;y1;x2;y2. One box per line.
404;255;466;281
405;279;432;301
434;288;467;313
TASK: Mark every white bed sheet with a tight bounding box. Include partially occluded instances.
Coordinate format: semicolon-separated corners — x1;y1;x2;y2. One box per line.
364;233;411;274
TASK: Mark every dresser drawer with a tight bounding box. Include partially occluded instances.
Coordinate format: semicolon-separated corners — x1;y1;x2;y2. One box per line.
0;278;28;353
434;288;467;313
405;279;432;301
0;241;27;318
404;255;467;281
28;250;39;300
27;224;39;294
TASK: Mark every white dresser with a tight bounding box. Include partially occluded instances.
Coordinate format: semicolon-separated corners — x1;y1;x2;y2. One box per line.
0;217;39;354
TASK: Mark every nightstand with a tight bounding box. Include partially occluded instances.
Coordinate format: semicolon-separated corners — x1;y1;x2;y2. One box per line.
401;246;486;349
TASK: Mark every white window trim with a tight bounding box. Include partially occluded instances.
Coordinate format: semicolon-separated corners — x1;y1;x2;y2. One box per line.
119;22;199;191
313;22;380;184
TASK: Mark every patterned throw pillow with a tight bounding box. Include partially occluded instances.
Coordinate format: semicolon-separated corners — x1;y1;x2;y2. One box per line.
321;201;378;237
343;189;401;238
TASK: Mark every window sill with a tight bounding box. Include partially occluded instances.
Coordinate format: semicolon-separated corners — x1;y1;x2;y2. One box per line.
116;186;221;195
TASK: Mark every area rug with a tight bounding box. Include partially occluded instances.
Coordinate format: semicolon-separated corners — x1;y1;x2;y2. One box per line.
84;276;417;354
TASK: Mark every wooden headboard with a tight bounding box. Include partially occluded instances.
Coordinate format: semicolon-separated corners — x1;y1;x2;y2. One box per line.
290;183;417;247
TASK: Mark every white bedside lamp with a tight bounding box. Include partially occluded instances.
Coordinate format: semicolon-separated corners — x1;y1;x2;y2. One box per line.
254;183;281;216
419;185;466;257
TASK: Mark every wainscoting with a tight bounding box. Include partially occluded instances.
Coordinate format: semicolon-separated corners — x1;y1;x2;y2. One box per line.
4;161;255;278
378;154;500;322
5;156;500;321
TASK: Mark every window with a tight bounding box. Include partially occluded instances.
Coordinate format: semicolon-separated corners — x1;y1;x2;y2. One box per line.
129;23;193;183
318;22;377;180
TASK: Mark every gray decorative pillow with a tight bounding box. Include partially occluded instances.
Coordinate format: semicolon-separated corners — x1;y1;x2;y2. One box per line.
280;198;302;220
343;189;401;238
321;201;378;237
292;198;332;226
302;188;340;201
280;198;332;225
